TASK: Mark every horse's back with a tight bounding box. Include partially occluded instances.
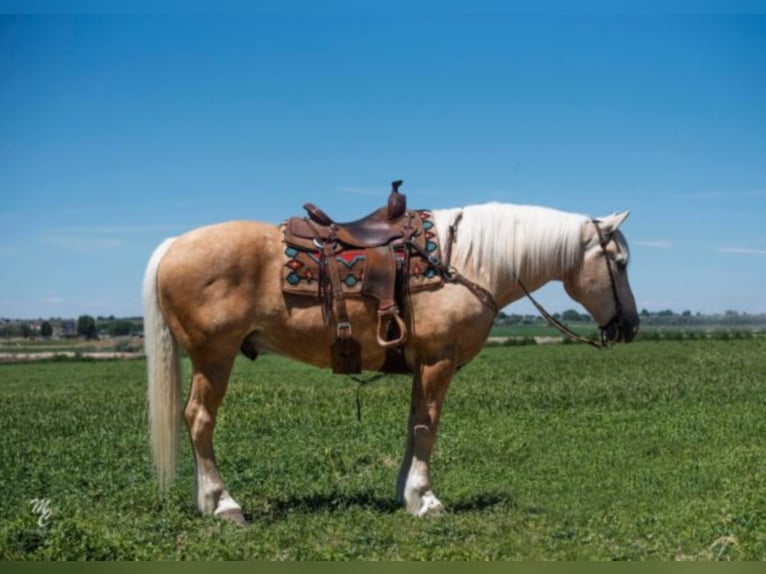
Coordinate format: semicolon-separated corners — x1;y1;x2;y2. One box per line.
170;219;280;254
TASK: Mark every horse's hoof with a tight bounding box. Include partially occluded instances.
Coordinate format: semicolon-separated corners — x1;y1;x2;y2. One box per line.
416;492;445;517
215;508;247;526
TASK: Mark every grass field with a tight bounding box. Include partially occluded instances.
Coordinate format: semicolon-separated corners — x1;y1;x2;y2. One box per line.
1;340;764;560
489;322;597;339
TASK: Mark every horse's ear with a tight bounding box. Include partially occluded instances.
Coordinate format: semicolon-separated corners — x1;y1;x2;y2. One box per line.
596;211;630;236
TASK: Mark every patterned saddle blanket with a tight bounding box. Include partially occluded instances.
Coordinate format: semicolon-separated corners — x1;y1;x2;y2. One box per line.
281;210;443;299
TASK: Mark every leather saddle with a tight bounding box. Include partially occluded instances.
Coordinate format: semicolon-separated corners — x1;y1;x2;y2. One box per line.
289;180;409;248
282;180;422;374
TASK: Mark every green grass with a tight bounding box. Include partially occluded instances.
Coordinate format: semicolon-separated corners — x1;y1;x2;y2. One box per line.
0;336;144;355
1;340;764;560
490;322;596;338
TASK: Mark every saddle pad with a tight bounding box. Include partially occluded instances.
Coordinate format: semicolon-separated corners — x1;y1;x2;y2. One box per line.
281;210;443;297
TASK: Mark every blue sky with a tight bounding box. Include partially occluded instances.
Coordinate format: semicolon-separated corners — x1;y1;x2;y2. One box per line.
1;10;765;319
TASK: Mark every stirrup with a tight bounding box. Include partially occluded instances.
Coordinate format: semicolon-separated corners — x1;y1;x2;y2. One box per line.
376;308;408;348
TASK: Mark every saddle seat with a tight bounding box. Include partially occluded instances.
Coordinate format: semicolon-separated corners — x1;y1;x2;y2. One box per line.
300;180;410;248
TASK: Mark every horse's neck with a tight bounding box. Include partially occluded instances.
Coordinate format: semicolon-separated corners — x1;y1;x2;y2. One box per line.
434;205;585;309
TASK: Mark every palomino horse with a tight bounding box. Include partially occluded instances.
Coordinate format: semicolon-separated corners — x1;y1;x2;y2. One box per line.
143;201;639;524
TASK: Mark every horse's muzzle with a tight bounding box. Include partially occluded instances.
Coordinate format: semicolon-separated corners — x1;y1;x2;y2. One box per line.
601;314;640;344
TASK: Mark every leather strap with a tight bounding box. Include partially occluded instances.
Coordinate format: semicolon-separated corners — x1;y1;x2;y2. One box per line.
593;221;625;332
304;218;353;337
322;240;352;339
515;275;604;349
450;272;499;315
443;210;463;268
406;235;499;316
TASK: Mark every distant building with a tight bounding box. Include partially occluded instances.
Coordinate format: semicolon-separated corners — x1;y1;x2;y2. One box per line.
59;320;77;339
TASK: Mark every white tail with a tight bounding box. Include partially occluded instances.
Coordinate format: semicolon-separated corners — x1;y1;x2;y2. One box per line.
143;238;183;494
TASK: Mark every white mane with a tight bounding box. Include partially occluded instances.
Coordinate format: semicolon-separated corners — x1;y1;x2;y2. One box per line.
432;203;587;285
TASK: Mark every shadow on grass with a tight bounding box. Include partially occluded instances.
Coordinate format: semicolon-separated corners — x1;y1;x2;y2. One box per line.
451;491;518;512
246;489;531;522
246;490;399;522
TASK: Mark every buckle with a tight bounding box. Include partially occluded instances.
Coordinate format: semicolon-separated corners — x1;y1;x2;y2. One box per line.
314;238;338;251
337;321;352;338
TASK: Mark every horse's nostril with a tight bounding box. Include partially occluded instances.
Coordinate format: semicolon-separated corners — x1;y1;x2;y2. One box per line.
623;324;639;343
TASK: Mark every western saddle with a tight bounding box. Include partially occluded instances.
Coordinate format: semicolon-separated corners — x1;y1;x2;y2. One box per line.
282;181;432;374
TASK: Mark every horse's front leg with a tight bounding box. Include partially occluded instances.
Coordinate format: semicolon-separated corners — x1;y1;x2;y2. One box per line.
396;357;455;517
185;351;245;525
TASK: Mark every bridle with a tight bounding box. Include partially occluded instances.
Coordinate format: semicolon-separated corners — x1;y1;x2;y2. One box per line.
516;219;626;349
593;221;627;346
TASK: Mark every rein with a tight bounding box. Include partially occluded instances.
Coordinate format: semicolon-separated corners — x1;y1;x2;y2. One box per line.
515;275;605;349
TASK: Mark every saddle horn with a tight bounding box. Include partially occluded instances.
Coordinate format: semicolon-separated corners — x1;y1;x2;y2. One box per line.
387;180;406;220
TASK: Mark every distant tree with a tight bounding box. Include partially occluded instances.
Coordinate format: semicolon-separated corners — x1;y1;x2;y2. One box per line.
20;323;31;339
562;309;583;322
77;315;98;339
41;321;53;338
108;320;134;337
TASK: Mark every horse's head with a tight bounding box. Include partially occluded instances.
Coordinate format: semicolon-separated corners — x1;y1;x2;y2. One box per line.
564;212;640;343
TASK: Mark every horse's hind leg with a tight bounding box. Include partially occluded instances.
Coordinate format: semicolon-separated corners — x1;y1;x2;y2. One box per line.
185;350;245;525
396;357;455;517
